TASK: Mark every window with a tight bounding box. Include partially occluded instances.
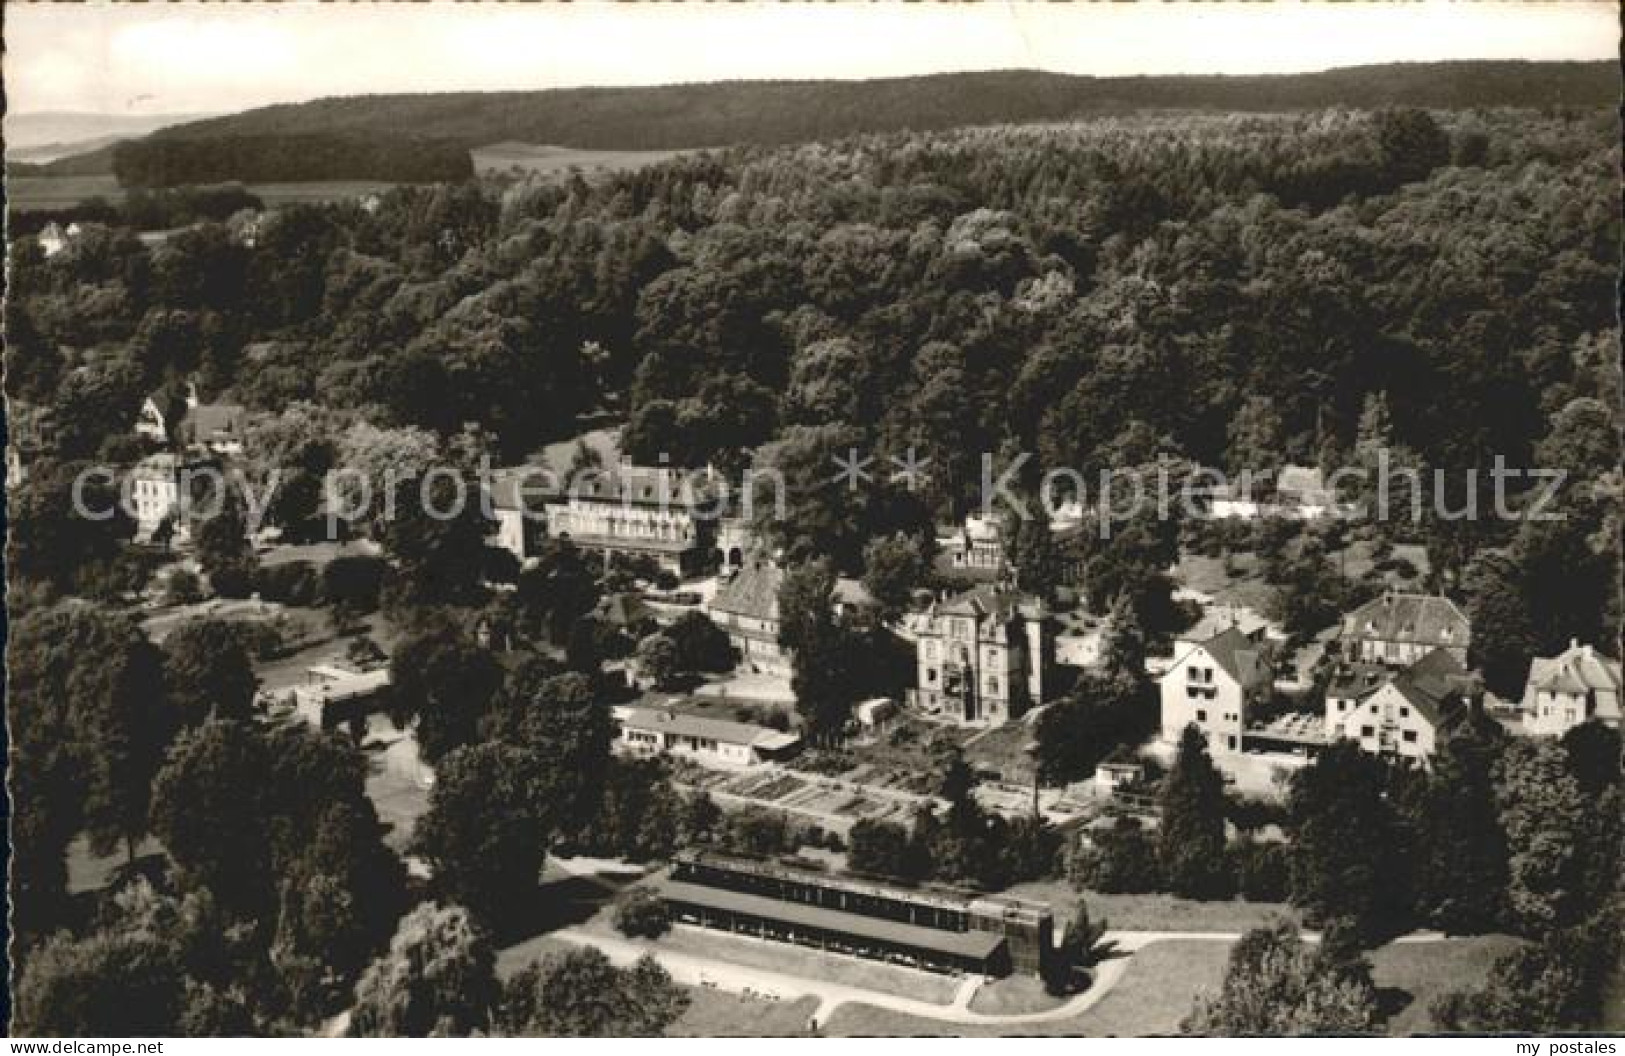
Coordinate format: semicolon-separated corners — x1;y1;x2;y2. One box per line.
1399;707;1409;718
1402;731;1417;743
1361;725;1375;738
1196;709;1208;722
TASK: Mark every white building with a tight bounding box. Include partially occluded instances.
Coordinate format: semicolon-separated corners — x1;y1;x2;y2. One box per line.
1159;625;1273;754
1324;648;1469;764
614;705;801;768
548;461;713;575
1521;641;1623;735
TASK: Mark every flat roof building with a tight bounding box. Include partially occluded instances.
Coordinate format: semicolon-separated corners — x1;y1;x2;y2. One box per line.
615;705;801;768
657;850;1052;978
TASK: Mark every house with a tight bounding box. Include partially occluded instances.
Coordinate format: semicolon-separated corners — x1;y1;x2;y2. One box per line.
547;459;715;575
292;664;391;730
1324;648;1470;763
707;559;789;676
486;466;563;564
1339;590;1470;668
908;584;1054;726
936;514;1005;579
128;453;185;541
1521;641;1623;735
136;384;249;456
36;221;77;257
1206;463;1343;521
1094;759;1147;795
614;705;801;767
1159;624;1274;753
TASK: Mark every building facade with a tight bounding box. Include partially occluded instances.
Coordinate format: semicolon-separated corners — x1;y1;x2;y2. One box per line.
657;850;1052;978
1339;591;1470;668
1324;648;1468;763
614;705;801;767
1521;641;1623;735
1158;625;1273;753
909;585;1054;726
547;461;713;575
707;559;790;676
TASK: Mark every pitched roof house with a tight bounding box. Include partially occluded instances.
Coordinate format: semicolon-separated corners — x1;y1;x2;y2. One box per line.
1339;590;1470;667
708;560;789;676
1160;625;1274;753
1324;647;1471;764
1522;641;1623;735
910;584;1055;726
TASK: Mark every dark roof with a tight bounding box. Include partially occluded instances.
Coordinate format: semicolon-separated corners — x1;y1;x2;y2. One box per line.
656;878;1006;962
1343;592;1469;649
593;592;655;628
1381;648;1469;726
488;466;564;511
180;402;248;442
567;464;714;508
1192;626;1269;689
710;562;783;623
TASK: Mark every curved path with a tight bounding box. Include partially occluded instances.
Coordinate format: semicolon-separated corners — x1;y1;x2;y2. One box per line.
532;924;1451;1027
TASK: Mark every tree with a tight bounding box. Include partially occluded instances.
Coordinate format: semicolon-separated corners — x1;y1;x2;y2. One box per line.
1034;671;1152;784
861;533;926;620
1287;742;1408;946
1464;551;1541;698
1373;107;1451;185
1225;396;1287;478
1409;723;1508;934
483;665;615;844
636;632;681;690
351;904;497;1037
1159;725;1231;899
163;617;260;725
1044;897;1109;995
613;887;671;940
1100;590;1149;684
388;621;502;763
1183;920;1381;1035
193;482;258;598
9;604;172;879
1070;816;1162;894
378;471;489;610
497;949;688;1037
322;554;386;630
412;742;547;925
13;924;186;1037
1495;738;1590;934
1431;908;1623;1033
847;818;925;883
665;610;735;673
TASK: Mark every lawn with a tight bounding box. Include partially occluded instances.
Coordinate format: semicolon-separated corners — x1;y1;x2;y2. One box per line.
1005;880;1298;934
1175;552;1277;614
1367;935;1524;1035
966;973;1065;1015
669;989;819;1037
821;939;1231;1037
654;925;961;1006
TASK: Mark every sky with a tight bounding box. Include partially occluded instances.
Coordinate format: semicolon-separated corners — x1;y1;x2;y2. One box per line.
6;0;1618;117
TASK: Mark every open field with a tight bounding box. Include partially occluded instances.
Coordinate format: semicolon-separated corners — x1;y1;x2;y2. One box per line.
1005;881;1298;934
8;175;398;212
473;142;691;177
1367;934;1524;1035
670;989;819;1037
654;925;962;1006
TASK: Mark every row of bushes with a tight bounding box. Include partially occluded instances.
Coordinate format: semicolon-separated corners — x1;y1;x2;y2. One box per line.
1070;816;1293;903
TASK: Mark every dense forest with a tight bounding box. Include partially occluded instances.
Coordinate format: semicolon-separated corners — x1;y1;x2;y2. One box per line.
7;102;1621;673
24;61;1618;184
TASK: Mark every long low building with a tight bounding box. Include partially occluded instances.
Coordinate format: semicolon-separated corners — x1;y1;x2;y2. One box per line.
614;705;801;767
655;850;1052;977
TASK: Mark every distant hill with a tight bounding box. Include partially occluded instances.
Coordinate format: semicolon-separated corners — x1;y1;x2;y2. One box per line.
5;110;215;153
41;62;1625;185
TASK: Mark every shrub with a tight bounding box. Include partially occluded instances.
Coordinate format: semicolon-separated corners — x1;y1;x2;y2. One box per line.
612;888;670;940
257;560;322;606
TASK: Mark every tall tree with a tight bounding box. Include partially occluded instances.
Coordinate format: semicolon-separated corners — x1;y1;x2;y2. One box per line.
1183;920;1381;1035
162;617;260;725
1495;738;1590;934
1158;724;1231;898
351;904;497;1037
497;949;688;1037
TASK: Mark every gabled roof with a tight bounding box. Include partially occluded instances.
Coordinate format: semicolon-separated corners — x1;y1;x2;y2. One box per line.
488;465;564;512
1201;626;1270;688
937;583;1025;621
1361;648;1468;727
710;562;783;623
180;402;249;443
1342;592;1470;648
1524;642;1623;703
593;592;655;628
567;463;714;509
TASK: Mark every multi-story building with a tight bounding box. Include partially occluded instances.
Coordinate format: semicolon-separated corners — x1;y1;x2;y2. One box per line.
1521;641;1623;735
1158;624;1273;753
936;514;1005;579
128;453;185;541
908;585;1053;726
707;559;790;676
1324;648;1470;764
1339;590;1470;668
547;460;714;575
657;850;1052;978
